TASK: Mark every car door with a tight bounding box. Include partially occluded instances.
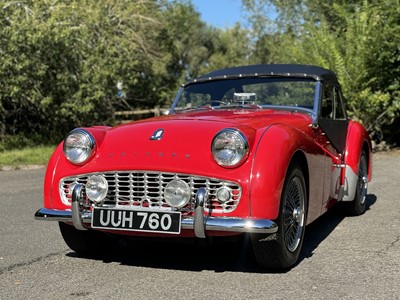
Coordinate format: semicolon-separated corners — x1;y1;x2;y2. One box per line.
317;83;349;206
318;83;349;154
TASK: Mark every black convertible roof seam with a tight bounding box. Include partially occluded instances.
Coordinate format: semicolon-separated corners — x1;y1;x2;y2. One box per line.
185;64;338;86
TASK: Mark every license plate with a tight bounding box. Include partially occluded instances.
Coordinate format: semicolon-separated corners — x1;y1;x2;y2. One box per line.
91;207;181;234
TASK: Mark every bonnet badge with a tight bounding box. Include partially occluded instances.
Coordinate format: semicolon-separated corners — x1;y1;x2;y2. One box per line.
150;129;164;140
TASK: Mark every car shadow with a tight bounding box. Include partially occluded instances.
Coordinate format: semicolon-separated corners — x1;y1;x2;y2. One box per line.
67;234;261;273
298;193;377;264
66;194;377;273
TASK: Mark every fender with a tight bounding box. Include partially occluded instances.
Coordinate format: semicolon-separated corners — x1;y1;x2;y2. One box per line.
43;143;63;209
80;126;110;150
249;124;321;220
45;126;110;209
342;120;372;201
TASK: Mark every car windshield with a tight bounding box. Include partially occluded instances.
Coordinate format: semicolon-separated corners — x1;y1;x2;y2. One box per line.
172;77;317;112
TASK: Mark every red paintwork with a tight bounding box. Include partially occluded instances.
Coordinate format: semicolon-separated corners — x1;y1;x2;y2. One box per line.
344;120;373;180
250;123;327;222
43;108;372;236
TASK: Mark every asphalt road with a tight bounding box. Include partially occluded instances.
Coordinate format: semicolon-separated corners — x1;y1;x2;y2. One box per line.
0;151;399;300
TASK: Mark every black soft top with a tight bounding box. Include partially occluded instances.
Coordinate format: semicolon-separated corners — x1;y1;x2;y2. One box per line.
189;64;338;85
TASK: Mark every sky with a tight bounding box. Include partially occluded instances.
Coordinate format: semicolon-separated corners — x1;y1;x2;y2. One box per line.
191;0;246;28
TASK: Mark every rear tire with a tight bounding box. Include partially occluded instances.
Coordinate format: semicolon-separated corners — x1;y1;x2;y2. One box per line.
59;222;116;256
344;151;368;216
251;164;307;271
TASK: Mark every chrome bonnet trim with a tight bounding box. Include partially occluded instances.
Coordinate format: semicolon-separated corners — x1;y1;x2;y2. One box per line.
35;208;278;234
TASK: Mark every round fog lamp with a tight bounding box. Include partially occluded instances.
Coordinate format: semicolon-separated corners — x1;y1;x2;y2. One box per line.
216;187;231;203
164;180;191;208
86;175;108;203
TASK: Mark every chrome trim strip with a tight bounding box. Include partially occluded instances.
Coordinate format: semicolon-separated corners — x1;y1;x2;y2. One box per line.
194;187;207;238
35;208;278;234
71;184;87;230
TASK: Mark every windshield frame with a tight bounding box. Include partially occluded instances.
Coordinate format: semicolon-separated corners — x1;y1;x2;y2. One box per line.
170;76;321;121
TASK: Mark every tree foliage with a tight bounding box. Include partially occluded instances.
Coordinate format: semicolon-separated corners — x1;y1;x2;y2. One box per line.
1;0;399;148
0;0;251;147
244;0;400;145
0;0;165;143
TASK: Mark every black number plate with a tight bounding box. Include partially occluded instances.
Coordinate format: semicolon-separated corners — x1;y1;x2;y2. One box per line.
91;207;181;234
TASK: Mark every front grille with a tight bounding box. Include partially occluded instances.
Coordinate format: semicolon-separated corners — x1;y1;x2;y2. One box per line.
59;171;241;213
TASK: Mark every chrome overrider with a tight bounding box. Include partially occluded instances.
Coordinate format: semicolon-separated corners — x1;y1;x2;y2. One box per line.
35;184;278;237
71;184;87;231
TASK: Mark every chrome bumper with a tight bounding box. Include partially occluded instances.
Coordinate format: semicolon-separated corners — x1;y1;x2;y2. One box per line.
35;185;278;237
35;208;277;235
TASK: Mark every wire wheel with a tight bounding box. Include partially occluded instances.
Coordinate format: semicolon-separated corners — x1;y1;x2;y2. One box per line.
357;153;368;206
251;163;307;270
283;176;306;252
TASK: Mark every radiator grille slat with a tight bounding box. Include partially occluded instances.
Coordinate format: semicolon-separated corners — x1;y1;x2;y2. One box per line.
60;171;241;213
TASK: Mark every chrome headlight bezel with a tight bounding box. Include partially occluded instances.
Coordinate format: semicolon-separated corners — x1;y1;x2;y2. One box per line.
63;128;96;165
211;128;249;168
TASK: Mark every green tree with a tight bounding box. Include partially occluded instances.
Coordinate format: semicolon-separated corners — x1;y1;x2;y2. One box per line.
152;0;215;104
199;24;252;74
0;0;169;144
243;0;400;144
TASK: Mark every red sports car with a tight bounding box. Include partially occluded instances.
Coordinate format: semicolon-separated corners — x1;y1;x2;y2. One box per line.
35;64;372;270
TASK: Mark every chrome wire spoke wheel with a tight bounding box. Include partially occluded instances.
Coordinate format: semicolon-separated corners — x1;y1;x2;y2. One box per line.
282;176;305;252
251;164;307;270
358;155;368;205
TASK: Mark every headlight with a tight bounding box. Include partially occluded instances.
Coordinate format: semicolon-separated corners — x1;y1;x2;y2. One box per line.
63;128;96;165
212;128;249;167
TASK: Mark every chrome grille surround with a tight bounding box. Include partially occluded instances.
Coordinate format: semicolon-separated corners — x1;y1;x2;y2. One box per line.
59;171;242;213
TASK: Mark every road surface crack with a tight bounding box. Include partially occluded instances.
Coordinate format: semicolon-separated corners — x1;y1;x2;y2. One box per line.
0;250;67;275
388;235;400;250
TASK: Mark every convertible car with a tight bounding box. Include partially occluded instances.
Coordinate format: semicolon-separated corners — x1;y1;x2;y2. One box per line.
35;64;372;270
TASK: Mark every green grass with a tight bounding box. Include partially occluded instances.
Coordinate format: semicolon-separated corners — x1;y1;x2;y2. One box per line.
0;145;55;168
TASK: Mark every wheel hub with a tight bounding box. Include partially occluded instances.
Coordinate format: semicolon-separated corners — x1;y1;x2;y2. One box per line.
362;176;368;186
359;175;368;204
293;207;304;223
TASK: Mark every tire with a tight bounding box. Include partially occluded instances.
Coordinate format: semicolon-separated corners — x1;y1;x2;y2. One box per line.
251;164;307;271
59;222;116;256
344;151;368;216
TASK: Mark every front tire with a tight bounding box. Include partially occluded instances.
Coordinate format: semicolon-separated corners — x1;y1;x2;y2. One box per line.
59;222;116;256
251;164;307;271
